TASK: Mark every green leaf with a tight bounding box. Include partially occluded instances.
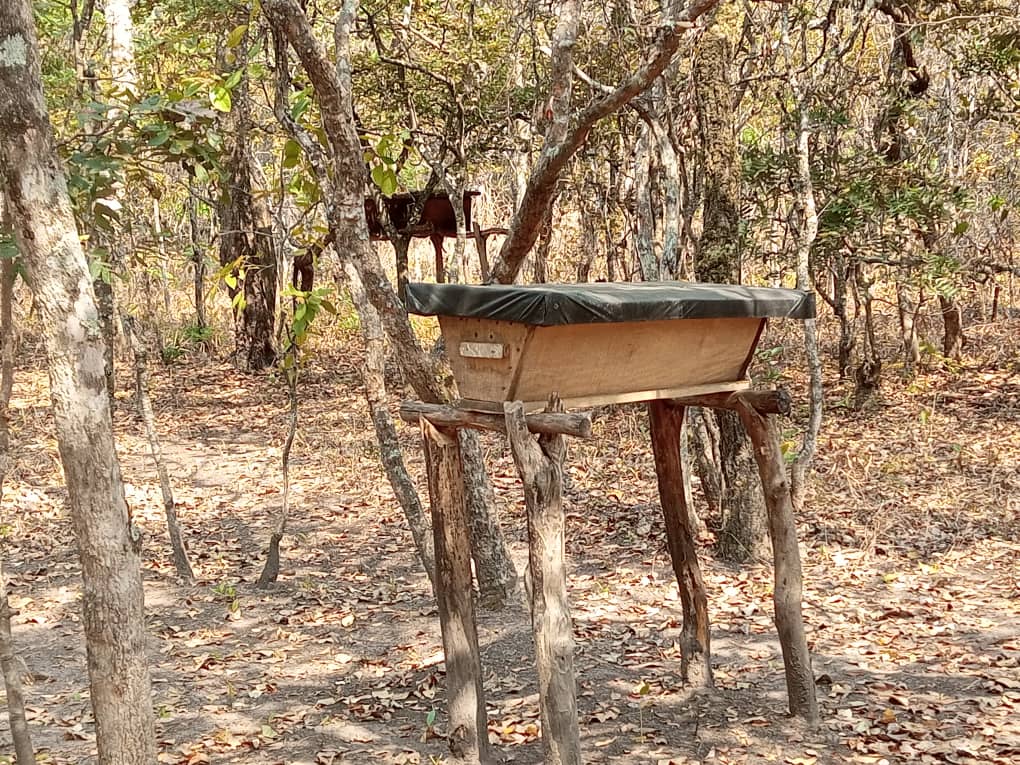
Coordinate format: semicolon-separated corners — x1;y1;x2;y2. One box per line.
371;164;398;196
226;24;248;48
425;709;437;727
282;139;301;169
209;86;232;113
224;273;237;289
225;69;244;90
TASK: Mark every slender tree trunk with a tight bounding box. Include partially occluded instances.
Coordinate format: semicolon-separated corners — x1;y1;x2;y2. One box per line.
0;196;35;765
122;315;195;582
421;421;494;764
0;560;35;765
266;0;517;605
897;281;920;373
93;0;140;402
532;201;554;284
693;29;768;562
633;124;660;281
787;54;823;514
258;356;297;587
733;400;819;726
342;262;436;589
648;401;712;688
506;400;581;765
188;186;208;332
218;17;278;370
0;6;157;760
939;293;964;361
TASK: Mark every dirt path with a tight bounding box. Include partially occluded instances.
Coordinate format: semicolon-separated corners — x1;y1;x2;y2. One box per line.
2;344;1018;764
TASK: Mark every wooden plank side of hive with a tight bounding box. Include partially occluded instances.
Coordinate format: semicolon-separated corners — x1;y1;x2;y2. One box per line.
511;317;763;404
438;316;532;403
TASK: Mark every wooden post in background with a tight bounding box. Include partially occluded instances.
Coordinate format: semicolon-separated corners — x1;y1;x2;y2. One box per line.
421;421;494;763
647;400;713;687
732;397;820;726
505;400;581;765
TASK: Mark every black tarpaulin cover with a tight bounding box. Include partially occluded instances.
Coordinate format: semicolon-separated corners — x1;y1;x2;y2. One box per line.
405;281;816;326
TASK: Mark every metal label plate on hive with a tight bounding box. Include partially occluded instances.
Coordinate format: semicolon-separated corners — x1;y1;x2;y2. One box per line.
459;342;506;359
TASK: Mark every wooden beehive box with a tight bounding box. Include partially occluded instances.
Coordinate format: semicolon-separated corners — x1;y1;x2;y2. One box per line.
406;282;815;411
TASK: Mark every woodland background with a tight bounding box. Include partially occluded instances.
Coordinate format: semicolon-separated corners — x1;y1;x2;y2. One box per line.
0;0;1018;763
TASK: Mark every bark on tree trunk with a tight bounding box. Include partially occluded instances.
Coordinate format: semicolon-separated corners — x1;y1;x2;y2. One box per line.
648;401;712;688
732;399;819;726
505;400;581;765
343;262;436;589
122;315;195;582
460;429;517;608
0;6;157;760
421;421;494;765
939;293;964;361
218;18;278;370
0;200;35;764
787;60;823;515
693;29;768;563
897;282;920;374
0;560;35;765
258;353;297;587
188;184;208;333
265;0;517;606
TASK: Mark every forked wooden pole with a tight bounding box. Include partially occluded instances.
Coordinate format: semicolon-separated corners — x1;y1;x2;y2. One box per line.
505;399;581;765
420;420;494;763
647;400;713;687
731;397;820;726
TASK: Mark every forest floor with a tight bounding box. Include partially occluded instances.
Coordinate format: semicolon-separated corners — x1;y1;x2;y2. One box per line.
1;318;1018;765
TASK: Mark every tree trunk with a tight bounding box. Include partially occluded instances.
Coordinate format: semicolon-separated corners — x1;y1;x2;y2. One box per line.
0;6;157;760
633;124;660;281
532;201;554;284
265;0;517;606
342;263;436;589
93;0;140;402
648;401;712;688
786;56;824;515
421;421;494;765
0;196;35;765
505;400;581;765
218;17;278;370
188;184;208;332
0;560;35;765
258;354;297;587
460;429;517;608
393;234;411;305
693;29;768;563
122;316;195;582
732;399;819;726
897;282;920;373
939;293;964;361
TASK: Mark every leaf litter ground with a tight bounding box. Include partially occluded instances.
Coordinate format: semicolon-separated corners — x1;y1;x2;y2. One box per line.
1;322;1018;765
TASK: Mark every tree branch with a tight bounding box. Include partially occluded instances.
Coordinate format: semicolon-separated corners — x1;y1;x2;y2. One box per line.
487;0;719;284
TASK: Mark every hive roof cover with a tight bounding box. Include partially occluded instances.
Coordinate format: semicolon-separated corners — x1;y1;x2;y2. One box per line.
406;281;816;326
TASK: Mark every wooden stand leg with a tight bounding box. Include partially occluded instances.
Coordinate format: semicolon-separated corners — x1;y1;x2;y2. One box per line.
421;421;494;763
505;400;581;765
731;399;820;726
647;400;713;688
431;233;446;283
472;220;490;281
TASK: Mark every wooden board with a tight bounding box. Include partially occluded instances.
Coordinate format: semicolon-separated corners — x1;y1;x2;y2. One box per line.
439;317;532;403
460;380;751;413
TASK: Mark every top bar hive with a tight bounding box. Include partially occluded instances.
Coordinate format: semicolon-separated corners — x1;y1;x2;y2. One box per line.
406;282;815;411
